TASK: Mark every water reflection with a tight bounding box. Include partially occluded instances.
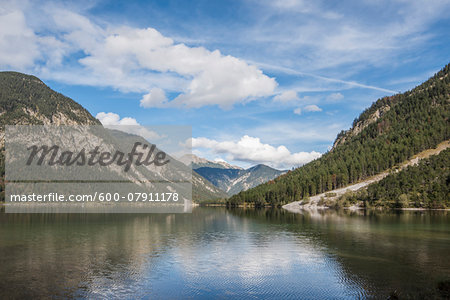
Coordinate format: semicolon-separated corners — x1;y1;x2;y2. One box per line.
0;208;448;298
230;208;450;298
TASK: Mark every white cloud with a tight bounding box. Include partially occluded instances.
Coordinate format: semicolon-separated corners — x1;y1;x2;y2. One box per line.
0;10;40;70
273;90;299;102
293;108;302;115
96;112;139;126
304;105;322;112
0;4;277;109
2;0;448;105
96;112;162;140
326;92;344;102
83;26;275;107
191;135;321;169
140;88;169;108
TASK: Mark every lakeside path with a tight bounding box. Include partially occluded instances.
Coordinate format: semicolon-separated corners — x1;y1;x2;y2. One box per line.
283;140;450;212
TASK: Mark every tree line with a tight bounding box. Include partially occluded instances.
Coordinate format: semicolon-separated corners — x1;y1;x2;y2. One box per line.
336;148;449;209
228;64;450;207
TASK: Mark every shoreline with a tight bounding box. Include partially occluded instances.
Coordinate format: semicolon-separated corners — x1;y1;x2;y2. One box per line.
283;140;450;213
1;202;448;213
283;202;450;213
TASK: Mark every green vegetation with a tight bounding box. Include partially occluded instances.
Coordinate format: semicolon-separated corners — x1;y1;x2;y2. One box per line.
339;149;449;209
229;64;450;207
0;72;100;126
195;164;283;196
0;72;102;201
192;174;228;202
0;72;227;203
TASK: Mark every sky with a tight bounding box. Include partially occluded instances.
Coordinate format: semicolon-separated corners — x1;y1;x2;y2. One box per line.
1;0;449;169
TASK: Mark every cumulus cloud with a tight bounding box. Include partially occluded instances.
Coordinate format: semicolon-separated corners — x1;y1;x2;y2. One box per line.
326;92;344;102
140;88;169;108
96;112;162;140
191;135;321;169
304;104;322;112
273;90;299;102
0;10;40;70
96;112;139;126
293;107;302;115
0;4;277;109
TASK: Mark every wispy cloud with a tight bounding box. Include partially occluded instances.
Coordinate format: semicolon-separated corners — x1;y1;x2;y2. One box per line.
293;107;302;115
304;104;322;112
243;0;450;72
256;62;396;94
326;92;344;102
273;90;299;102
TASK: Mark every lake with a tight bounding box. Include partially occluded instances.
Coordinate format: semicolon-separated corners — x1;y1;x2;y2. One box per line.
0;207;449;299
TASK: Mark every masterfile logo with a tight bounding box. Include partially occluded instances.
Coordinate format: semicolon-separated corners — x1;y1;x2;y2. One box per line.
5;125;192;213
26;142;170;172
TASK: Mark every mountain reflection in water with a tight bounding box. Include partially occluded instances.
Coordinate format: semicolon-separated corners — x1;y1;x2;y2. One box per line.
0;207;448;299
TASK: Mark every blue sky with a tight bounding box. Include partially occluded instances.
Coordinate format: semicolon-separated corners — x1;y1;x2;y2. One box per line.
1;0;449;169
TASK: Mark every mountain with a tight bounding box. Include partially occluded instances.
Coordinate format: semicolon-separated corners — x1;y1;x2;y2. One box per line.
339;147;450;209
0;72;100;183
195;164;285;196
179;154;242;169
229;63;450;208
0;72;101;127
100;129;228;204
0;71;226;203
191;172;227;202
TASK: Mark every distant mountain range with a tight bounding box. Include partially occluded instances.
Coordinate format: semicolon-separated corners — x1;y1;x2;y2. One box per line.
180;154;285;196
179;154;242;170
195;164;285;196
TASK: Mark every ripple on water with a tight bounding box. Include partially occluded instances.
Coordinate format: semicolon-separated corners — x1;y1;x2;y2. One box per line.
0;209;448;299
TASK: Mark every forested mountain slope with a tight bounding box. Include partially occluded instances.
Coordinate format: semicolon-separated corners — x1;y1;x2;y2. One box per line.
283;140;449;211
0;72;101;183
229;64;450;206
0;72;100;126
351;148;449;209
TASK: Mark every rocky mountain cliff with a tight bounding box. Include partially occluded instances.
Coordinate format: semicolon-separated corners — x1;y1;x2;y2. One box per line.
0;72;100;127
0;71;226;203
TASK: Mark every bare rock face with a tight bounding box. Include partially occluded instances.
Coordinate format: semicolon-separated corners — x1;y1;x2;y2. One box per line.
332;105;391;150
0;72;226;203
0;72;100;150
0;72;101;127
